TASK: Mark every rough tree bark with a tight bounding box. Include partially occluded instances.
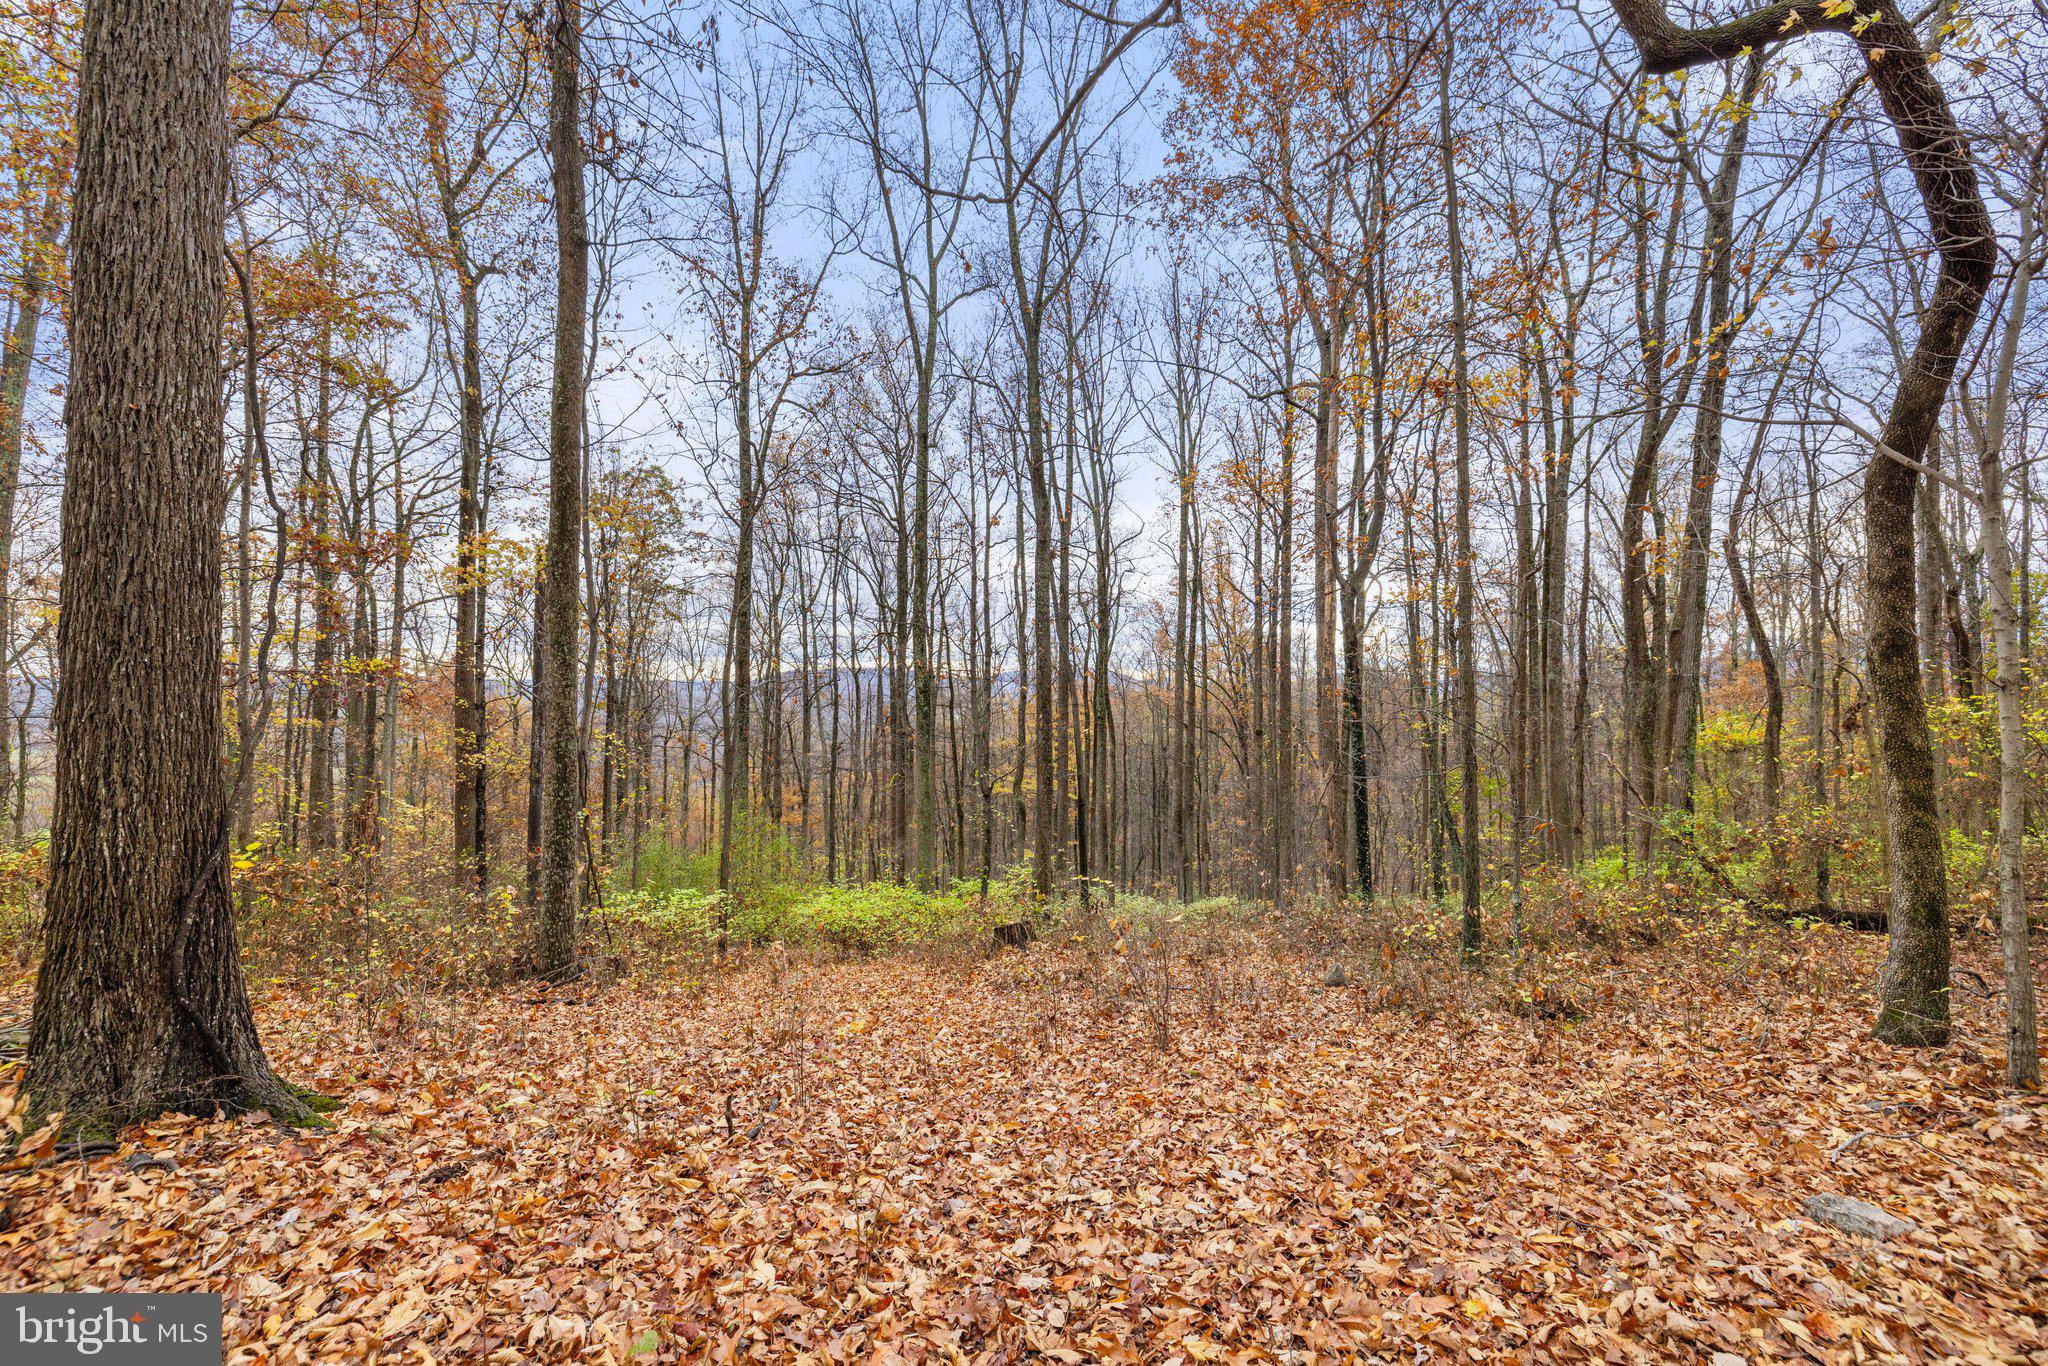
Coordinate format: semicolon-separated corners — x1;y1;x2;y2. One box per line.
26;0;315;1129
533;0;587;979
1608;0;1995;1046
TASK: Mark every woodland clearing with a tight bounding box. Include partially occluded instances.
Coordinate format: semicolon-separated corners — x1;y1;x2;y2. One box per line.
4;914;2043;1365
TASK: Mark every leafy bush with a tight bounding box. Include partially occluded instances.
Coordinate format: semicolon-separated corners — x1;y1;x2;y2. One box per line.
1576;846;1631;890
781;883;980;952
951;860;1039;915
1944;827;1994;895
597;885;726;936
620;821;807;919
0;837;45;969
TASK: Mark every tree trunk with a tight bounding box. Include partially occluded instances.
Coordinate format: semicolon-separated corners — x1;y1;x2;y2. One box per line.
1662;54;1762;811
304;337;339;853
1440;23;1481;964
1965;198;2040;1089
0;165;65;833
451;260;490;899
27;0;310;1129
1806;449;1832;909
533;0;586;979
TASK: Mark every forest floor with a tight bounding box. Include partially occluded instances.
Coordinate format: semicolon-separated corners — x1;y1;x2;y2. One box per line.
2;916;2044;1364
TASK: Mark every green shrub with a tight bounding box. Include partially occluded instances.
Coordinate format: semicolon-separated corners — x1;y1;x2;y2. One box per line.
1944;827;1994;894
1576;846;1632;890
597;885;725;936
0;836;44;970
781;883;998;953
594;876;1008;957
949;860;1039;915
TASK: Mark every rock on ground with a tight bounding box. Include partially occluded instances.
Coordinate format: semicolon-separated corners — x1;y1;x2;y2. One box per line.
1801;1192;1917;1240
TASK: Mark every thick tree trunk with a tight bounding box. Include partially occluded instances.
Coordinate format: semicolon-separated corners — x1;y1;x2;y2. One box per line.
27;0;309;1129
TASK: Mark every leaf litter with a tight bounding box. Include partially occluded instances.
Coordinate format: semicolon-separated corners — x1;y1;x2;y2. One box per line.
2;928;2043;1364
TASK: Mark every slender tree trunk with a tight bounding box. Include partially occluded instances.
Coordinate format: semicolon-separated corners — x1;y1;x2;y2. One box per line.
716;410;757;944
1967;199;2039;1088
451;258;490;898
380;479;406;837
305;337;339;853
1663;54;1762;811
534;0;587;979
1726;507;1784;886
1440;23;1481;964
0;172;65;832
1806;448;1833;909
911;352;936;887
1620;156;1686;871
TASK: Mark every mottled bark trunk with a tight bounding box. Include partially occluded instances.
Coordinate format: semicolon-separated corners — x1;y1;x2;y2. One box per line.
533;0;586;979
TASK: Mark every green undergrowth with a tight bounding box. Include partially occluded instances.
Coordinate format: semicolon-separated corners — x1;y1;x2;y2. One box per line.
594;879;1018;956
595;848;1269;961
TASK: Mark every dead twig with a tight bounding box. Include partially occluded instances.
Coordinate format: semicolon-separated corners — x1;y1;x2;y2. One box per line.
1830;1123;1945;1163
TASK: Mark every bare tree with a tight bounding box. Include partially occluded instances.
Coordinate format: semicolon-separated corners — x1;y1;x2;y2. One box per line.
1609;0;1996;1045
